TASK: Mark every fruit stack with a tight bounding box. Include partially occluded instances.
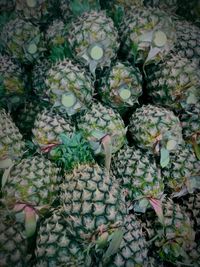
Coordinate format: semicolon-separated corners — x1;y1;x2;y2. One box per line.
0;0;200;266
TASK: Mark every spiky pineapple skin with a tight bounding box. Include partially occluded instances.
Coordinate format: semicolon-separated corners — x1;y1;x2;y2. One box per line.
97;214;149;267
60;163;126;241
35;208;86;267
2;156;61;208
0;18;46;64
32;108;75;151
0;55;26;96
112;145;164;202
120;6;176;65
146;53;200;112
15;98;50;138
99;61;142;111
173;19;200;66
140;198;196;265
45;59;94;116
68;11;119;74
45;19;67;48
0;109;25;168
129;104;183;154
180;103;200;147
0;209;30;267
77;101;126;155
32;58;51;100
162;144;200;193
15;0;54;24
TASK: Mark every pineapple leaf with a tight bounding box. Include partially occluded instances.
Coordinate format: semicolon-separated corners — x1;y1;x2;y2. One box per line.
193;142;200;160
160;147;170;168
149;198;164;225
103;229;124;263
101;134;112;172
50;132;95;172
25;207;37;238
1;161;14;188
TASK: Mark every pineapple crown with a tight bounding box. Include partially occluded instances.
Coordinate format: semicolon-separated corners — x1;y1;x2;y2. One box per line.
49;132;95;173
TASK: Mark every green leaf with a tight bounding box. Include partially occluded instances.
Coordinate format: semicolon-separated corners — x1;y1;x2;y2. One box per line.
101;135;112;172
160;148;170;168
193;142;200;160
25;207;37;238
103;229;123;262
1;161;14;188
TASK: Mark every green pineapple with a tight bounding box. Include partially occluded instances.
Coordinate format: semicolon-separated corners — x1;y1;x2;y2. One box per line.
0;54;27;109
99;61;143;112
0;18;46;64
35;207;87;267
129;105;184;164
0;109;25;170
120;5;176;65
178;190;200;236
0;209;31;267
60;163;126;243
111;145;164;212
145;53;200;112
68;11;120;76
180;103;200;159
1;156;61;237
141;198;197;265
45;59;94;116
32;108;75;153
15;97;50;138
173;19;200;66
15;0;54;25
162;144;200;195
76;101;126;168
32;58;51;100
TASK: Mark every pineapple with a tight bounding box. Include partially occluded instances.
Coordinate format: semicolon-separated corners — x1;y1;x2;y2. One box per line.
32;58;51;100
60;163;126;241
35;207;86;267
129;104;184;162
15;0;53;25
1;156;61;236
32;108;75;153
141;198;197;265
178;190;200;236
15;97;50;138
0;18;46;64
120;5;176;65
180;103;200;159
162;144;200;195
0;54;26;109
76;101;126;159
0;209;31;267
145;53;200;112
45;59;94;116
0;109;25;170
68;11;120;75
111;145;164;212
173;19;200;66
99;61;143;112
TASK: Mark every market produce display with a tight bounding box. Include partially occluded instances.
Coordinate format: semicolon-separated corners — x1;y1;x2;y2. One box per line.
0;0;200;266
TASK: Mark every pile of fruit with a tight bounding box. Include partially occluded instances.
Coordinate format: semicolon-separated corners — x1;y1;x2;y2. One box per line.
0;0;200;266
